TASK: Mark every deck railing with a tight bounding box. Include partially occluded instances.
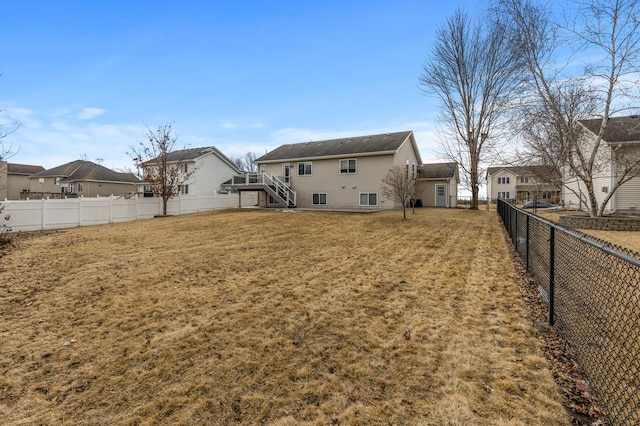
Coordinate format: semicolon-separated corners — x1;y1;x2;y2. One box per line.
230;173;296;207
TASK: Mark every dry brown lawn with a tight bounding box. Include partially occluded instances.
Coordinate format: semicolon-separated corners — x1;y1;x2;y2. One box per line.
537;211;640;254
0;208;569;425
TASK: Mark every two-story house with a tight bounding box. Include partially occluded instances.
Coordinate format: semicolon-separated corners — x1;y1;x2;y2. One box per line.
563;115;640;213
235;131;422;209
140;146;241;197
486;166;561;204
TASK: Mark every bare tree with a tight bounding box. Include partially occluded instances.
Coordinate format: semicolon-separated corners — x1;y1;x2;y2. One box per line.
419;9;524;209
231;152;258;173
495;0;640;216
381;165;416;219
128;123;196;216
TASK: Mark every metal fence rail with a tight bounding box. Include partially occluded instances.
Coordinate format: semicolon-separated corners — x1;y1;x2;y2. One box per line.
497;199;640;426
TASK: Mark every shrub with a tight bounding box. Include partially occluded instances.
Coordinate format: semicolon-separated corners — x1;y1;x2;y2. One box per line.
0;204;13;253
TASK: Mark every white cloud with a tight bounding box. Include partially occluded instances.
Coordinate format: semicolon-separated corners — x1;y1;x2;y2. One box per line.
219;121;238;129
76;107;107;120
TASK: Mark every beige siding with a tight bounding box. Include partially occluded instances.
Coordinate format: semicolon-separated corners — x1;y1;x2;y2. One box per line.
392;137;421;170
257;134;422;209
7;174;32;199
614;176;640;211
29;176;61;194
415;179;456;207
81;181;137;197
262;154;398;209
0;161;7;200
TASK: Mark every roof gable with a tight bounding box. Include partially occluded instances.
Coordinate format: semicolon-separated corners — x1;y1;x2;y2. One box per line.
256;131;415;162
143;146;241;173
579;115;640;143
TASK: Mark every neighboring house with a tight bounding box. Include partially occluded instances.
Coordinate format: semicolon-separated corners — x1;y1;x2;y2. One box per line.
141;146;241;196
230;131;423;209
415;162;459;208
563;115;640;213
0;162;46;200
486;166;561;204
28;160;141;198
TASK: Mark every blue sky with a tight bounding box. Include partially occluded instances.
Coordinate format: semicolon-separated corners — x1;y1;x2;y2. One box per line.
1;1;488;171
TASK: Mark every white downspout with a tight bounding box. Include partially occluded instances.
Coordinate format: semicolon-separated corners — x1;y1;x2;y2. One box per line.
611;143;621;214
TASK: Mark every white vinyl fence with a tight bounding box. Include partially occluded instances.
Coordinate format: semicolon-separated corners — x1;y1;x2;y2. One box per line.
1;192;258;233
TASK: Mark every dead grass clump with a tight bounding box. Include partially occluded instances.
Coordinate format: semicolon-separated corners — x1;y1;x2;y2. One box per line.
0;209;568;424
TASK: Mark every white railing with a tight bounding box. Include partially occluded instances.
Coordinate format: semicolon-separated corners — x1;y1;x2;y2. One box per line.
265;173;296;207
231;172;296;207
1;192;258;233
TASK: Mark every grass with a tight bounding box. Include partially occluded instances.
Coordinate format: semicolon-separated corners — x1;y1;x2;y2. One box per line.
0;208;569;425
536;210;640;254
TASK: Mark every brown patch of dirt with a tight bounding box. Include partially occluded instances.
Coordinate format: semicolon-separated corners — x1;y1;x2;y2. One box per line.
0;209;569;424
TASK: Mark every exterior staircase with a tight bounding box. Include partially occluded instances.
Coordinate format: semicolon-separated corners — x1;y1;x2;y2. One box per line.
229;173;296;208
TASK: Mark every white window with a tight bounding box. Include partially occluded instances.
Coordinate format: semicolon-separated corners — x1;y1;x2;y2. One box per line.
179;184;189;194
78;183;84;192
360;193;378;206
260;165;266;173
520;177;529;183
54;177;60;185
38;178;44;186
339;159;356;174
498;176;510;184
183;163;189;173
312;193;327;205
298;162;312;176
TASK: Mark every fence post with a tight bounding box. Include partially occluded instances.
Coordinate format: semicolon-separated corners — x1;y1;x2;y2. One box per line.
525;215;530;272
549;226;555;326
41;198;46;231
513;206;518;244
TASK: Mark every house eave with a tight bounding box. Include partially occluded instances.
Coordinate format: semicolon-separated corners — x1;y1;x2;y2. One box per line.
257;150;397;164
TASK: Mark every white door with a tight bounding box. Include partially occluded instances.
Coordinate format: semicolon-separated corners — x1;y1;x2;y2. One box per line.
283;164;291;185
436;184;447;207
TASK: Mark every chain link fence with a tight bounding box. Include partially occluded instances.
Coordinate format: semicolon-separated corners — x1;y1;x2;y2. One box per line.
498;199;640;426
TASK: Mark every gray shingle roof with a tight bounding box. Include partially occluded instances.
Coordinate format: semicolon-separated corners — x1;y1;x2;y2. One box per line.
31;160;141;183
256;131;414;162
7;163;45;175
486;165;558;178
142;146;241;173
417;162;457;179
579;115;640;143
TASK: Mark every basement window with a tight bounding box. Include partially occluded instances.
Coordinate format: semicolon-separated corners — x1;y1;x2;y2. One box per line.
312;193;327;205
359;193;378;206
